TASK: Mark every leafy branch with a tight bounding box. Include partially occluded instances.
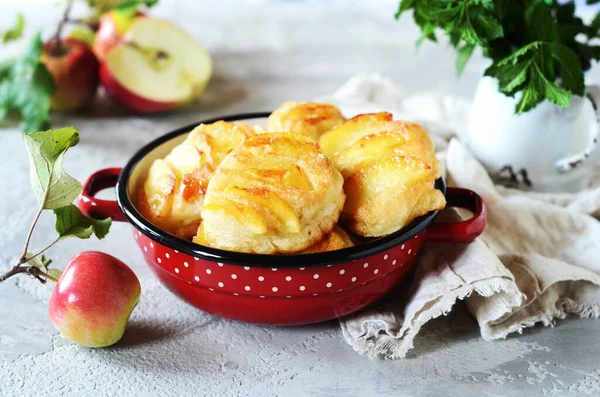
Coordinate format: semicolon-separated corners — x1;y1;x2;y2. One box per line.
397;0;600;113
0;127;111;284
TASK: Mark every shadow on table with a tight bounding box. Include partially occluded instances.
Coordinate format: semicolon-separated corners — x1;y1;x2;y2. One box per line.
72;69;249;121
115;320;182;347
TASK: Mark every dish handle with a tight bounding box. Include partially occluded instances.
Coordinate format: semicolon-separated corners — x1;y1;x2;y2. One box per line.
77;167;127;222
425;187;486;243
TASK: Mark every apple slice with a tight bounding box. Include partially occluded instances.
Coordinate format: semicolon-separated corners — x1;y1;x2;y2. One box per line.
100;18;212;113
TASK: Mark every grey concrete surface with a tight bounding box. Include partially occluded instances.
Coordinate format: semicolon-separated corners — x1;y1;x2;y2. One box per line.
1;1;599;396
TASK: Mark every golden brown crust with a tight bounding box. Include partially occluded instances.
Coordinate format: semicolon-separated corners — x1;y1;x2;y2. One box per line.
299;226;354;253
268;101;346;140
200;133;346;254
320;113;445;237
137;121;255;239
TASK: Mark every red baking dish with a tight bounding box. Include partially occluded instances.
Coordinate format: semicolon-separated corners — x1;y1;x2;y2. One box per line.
78;112;486;326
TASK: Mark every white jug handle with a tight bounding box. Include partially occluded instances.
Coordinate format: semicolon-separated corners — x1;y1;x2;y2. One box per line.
555;86;600;173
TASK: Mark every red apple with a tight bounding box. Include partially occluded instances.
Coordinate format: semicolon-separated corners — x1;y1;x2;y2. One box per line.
48;251;141;348
99;17;212;113
41;38;100;112
93;10;143;62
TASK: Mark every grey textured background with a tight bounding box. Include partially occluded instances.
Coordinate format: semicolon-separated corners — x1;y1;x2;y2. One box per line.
1;1;600;396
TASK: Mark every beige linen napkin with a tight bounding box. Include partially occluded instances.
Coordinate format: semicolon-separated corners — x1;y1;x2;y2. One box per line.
325;74;600;359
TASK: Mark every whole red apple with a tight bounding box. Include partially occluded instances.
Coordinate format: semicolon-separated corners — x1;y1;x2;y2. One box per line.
48;251;141;348
41;38;100;112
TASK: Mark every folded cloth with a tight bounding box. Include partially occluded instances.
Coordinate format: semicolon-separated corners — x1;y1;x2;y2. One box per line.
325;73;600;359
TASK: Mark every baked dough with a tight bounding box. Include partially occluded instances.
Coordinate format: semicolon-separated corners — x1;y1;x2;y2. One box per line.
319;112;445;237
200;133;345;253
195;223;353;254
300;226;353;253
268;101;346;140
138;121;255;238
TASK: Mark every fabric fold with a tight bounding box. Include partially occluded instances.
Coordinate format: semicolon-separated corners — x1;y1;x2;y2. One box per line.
330;73;600;359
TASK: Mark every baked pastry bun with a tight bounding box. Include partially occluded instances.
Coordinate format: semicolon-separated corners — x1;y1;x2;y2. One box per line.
138;121;255;239
268;101;346;141
200;133;345;254
319;112;445;237
300;226;353;253
194;224;353;254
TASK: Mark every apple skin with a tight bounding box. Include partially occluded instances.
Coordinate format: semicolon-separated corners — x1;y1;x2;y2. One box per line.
99;62;181;113
41;38;100;112
48;251;141;348
93;11;143;62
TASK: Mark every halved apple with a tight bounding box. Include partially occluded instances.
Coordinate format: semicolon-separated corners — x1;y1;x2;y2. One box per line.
93;10;141;62
100;18;212;113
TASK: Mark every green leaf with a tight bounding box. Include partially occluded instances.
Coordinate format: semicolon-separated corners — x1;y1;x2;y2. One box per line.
487;59;531;95
1;13;25;44
114;0;158;17
456;44;475;76
578;44;600;62
471;12;503;42
54;204;111;239
0;33;56;133
496;41;542;66
548;43;585;96
516;82;543;114
395;0;415;19
592;12;600;31
525;2;557;42
23;127;82;209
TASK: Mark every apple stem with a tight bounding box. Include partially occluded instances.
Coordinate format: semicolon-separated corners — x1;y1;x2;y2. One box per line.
18;190;49;264
50;0;74;56
0;265;57;284
0;186;61;284
25;237;61;264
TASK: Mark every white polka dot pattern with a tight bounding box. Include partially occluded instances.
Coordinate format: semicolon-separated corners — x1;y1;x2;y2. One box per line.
135;229;425;298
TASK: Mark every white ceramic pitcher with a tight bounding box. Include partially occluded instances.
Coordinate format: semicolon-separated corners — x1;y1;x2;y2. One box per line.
466;77;600;192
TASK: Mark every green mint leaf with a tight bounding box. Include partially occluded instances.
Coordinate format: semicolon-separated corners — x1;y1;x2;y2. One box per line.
23;127;82;209
54;204;112;239
486;58;531;95
578;44;600;62
471;12;503;42
1;13;25;44
0;33;55;133
525;2;557;42
516;82;543;114
493;0;510;19
592;12;600;31
548;43;585;96
533;64;572;108
496;41;542;67
395;0;415;19
416;23;437;48
456;44;475;76
587;0;600;4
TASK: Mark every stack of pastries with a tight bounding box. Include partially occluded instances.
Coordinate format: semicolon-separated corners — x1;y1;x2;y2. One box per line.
138;101;446;254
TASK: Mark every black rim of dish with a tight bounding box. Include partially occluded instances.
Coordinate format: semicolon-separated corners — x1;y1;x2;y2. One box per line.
117;112;445;268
